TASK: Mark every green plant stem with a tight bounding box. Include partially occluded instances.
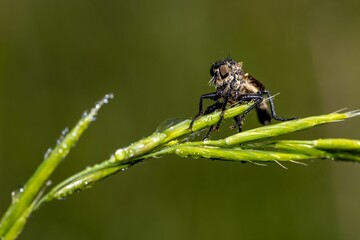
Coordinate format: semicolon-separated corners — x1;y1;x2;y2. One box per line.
2;199;37;240
37;102;253;204
113;102;254;163
37;111;360;205
0;94;112;240
171;139;360;162
202;112;352;146
36;157;129;205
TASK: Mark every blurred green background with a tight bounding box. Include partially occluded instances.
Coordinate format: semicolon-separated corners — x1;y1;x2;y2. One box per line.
1;0;360;239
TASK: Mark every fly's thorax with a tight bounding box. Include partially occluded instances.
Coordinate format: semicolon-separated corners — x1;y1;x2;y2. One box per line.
239;81;261;94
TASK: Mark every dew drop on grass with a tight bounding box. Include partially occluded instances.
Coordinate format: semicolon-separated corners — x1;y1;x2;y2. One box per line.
105;93;114;100
175;149;188;158
94;93;114;110
115;149;126;160
61;127;69;136
56;127;69;144
82;111;89;118
202;152;211;159
11;187;24;203
44;148;53;159
46;180;52;187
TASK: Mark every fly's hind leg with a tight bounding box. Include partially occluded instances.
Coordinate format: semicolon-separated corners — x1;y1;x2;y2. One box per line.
261;90;297;121
231;115;243;132
238;94;264;121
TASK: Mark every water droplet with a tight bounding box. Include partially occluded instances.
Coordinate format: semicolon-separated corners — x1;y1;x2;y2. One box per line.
56;127;69;144
44;148;53;159
61;127;69;136
58;148;63;154
106;93;114;99
128;149;135;158
82;111;89;118
115;149;126;161
46;180;52;187
175;149;188;158
202;152;211;158
84;181;92;189
11;187;24;203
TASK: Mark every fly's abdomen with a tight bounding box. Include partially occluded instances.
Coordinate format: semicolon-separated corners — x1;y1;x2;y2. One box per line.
256;101;271;125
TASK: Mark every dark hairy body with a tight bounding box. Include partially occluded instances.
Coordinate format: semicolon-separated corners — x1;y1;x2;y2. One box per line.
189;57;296;139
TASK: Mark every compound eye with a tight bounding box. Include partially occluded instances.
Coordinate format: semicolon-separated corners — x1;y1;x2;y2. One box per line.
219;65;230;78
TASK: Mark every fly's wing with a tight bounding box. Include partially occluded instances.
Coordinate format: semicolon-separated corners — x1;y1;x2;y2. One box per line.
245;73;271;125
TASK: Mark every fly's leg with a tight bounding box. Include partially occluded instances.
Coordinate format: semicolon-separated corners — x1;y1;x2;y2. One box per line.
203;125;215;140
189;92;219;131
214;97;229;131
204;101;223;115
261;90;297;121
231;115;243;132
239;97;263;121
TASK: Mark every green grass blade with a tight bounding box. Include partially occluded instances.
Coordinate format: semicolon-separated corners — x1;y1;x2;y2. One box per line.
114;102;253;162
223;112;352;145
0;94;113;239
40;111;360;204
174;145;312;162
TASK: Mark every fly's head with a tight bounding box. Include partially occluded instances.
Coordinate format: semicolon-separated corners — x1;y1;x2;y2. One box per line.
208;58;244;90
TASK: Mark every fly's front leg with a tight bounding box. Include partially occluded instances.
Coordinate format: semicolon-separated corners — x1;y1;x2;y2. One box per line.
204;101;223;115
214;96;229;131
189;92;219;131
198;101;223;140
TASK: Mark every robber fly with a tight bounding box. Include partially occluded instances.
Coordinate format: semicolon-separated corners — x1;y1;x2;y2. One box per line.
189;57;296;139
